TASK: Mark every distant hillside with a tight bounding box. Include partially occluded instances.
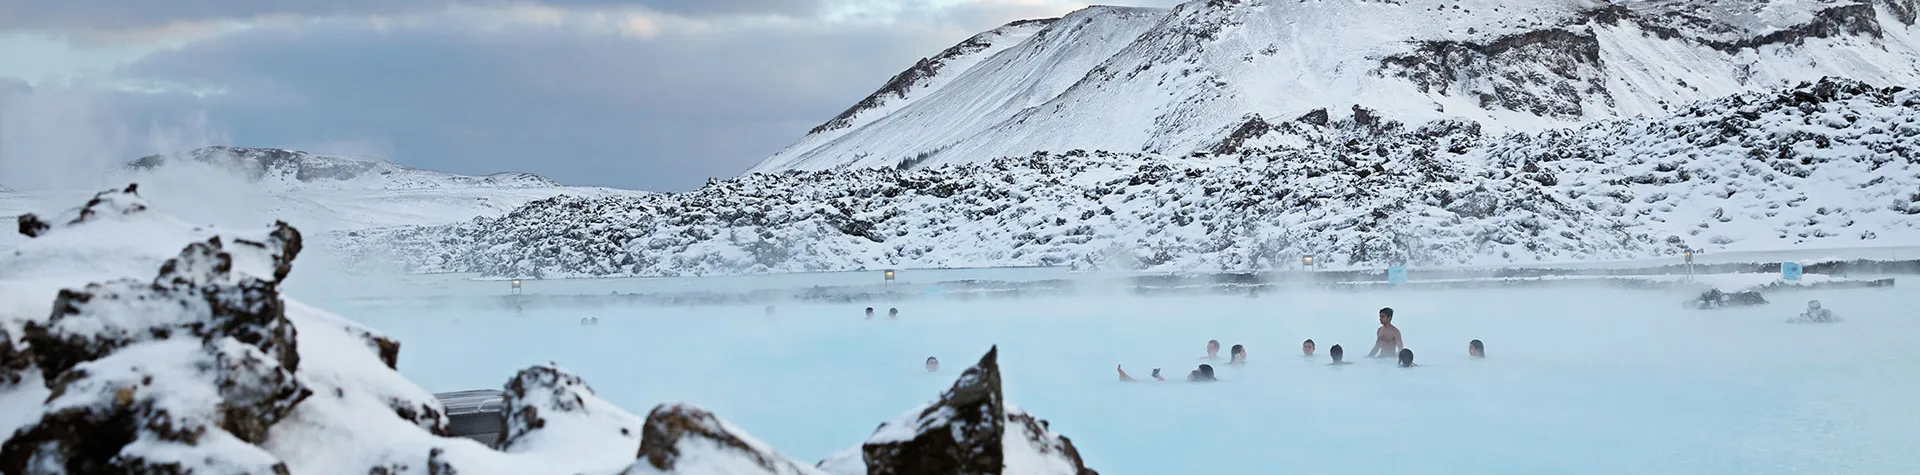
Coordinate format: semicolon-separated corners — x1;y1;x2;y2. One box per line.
127;146;562;191
348;79;1920;278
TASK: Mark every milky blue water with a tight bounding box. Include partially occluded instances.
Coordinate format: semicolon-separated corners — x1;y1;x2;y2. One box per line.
341;285;1920;475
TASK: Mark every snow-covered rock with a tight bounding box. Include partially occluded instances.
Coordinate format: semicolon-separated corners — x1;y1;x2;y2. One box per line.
857;346;1097;475
1;216;311;474
814;447;865;475
620;404;824;475
758;0;1920;172
353;79;1920;277
498;365;644;460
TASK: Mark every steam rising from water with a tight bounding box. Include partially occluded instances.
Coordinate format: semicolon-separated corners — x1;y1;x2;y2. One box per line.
340;285;1920;475
0;83;227;192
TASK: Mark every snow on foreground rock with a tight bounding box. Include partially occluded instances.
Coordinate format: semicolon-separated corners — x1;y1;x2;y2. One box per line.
619;404;823;475
1;187;1105;474
819;346;1097;475
355;79;1920;278
0;187;632;473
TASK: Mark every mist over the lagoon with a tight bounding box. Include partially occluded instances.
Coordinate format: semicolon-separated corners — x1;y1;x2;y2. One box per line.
334;284;1920;475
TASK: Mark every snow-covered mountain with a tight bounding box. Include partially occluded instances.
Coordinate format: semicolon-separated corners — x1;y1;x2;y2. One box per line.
756;0;1920;172
346;79;1920;278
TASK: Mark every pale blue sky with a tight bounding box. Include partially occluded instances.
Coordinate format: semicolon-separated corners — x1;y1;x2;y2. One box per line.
0;0;1183;191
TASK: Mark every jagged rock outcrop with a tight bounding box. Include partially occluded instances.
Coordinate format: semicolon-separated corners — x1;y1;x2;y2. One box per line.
0;211;311;474
497;364;643;455
858;346;1097;475
15;184;148;238
622;404;823;475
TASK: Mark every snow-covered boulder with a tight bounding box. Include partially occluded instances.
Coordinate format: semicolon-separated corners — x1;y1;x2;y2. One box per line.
1;223;311;473
858;346;1097;475
621;403;824;475
498;364;644;457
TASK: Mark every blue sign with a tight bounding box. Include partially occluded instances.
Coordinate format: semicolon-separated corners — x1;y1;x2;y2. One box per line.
1781;262;1803;281
1386;266;1408;285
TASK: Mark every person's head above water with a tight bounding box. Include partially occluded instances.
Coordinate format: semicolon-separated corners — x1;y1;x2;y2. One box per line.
1329;344;1344;362
1379;307;1395;324
1198;364;1215;379
865;307;875;315
889;307;899;316
1207;340;1221;356
1229;344;1246;362
1808;300;1822;310
925;357;939;372
1398;348;1416;367
1302;339;1316;356
1468;340;1485;358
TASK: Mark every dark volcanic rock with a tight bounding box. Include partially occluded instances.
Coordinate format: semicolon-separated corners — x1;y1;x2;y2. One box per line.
858;346;1099;475
1005;410;1097;475
627;404;818;475
14;184;148;239
0;327;30;386
499;364;590;450
863;347;1007;475
16;214;48;238
0;201;311;474
496;364;639;454
1688;289;1771;310
25;232;303;383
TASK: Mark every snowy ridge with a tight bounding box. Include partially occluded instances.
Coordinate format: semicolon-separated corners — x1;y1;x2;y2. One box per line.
756;0;1920;172
763;6;1167;172
129;146;561;191
349;79;1920;278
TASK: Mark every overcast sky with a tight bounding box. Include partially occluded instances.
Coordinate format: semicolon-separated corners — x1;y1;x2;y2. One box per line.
0;0;1184;191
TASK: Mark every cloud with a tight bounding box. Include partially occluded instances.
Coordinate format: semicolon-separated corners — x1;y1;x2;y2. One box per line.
96;12;984;191
0;81;226;191
0;0;827;33
4;0;1174;191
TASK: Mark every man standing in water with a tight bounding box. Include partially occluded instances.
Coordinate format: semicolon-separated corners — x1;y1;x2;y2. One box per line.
1368;307;1403;358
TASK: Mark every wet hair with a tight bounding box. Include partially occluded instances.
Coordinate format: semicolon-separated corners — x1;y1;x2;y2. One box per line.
1208;339;1220;346
889;307;899;313
1397;348;1415;367
1230;344;1245;356
1380;307;1394;318
866;307;875;312
1303;339;1315;346
1469;340;1485;355
1198;364;1215;378
1329;344;1344;361
926;357;938;363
